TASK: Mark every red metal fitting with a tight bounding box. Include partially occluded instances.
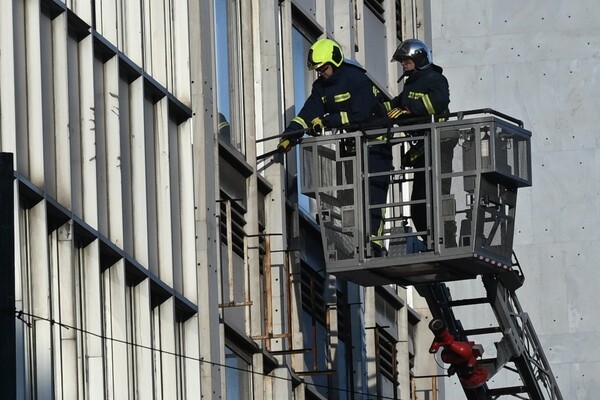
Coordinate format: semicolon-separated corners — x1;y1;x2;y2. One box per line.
428;319;489;389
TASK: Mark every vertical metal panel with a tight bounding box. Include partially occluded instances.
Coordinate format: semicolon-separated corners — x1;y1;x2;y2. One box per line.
157;298;178;397
54;221;80;399
70;0;93;26
95;56;110;235
182;315;201;398
144;0;168;85
68;32;84;217
130;77;150;267
81;240;105;399
40;11;57;199
12;0;29;175
104;260;130;398
188;0;225;395
169;118;183;293
364;287;378;394
0;0;17;153
29;201;53;399
163;0;174;92
25;0;45;187
144;96;159;274
118;75;134;255
79;35;99;228
237;0;263;345
177;120;197;302
396;287;411;400
53;12;73;209
104;56;125;247
171;0;191;103
155;98;174;285
121;0;143;66
133;279;154;399
97;0;119;45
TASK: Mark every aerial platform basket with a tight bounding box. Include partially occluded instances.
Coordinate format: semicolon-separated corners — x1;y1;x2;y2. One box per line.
299;109;532;286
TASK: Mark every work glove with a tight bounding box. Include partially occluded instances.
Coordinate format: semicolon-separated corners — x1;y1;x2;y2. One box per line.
277;138;294;153
402;141;425;167
388;107;411;119
308;117;324;136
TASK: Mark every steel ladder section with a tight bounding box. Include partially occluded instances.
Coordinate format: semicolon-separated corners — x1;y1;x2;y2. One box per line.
416;270;563;399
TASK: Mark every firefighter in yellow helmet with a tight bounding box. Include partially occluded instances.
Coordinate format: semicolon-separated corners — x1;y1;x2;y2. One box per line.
278;38;391;257
278;38;386;147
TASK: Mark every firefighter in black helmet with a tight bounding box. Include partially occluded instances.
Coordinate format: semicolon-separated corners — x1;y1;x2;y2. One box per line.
278;38;391;257
385;38;449;119
385;39;457;247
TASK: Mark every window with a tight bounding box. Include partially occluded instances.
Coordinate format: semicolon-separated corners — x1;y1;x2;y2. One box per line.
291;21;319;216
363;0;388;85
214;0;244;153
300;265;329;395
225;345;251;399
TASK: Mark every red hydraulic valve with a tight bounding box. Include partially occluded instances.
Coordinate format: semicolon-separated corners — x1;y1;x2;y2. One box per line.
428;319;489;389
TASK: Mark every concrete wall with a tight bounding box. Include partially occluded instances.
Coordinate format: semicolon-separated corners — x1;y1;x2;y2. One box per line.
430;1;600;397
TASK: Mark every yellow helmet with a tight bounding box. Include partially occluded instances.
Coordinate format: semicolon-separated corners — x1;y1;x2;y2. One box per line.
307;38;344;70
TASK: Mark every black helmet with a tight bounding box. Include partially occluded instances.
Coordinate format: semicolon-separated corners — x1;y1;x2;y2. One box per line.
391;39;432;69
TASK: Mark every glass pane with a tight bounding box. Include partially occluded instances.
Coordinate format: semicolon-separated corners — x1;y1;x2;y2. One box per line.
225;346;251;399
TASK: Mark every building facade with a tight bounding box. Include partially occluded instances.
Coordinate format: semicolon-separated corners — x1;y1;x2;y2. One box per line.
1;0;439;399
4;0;587;399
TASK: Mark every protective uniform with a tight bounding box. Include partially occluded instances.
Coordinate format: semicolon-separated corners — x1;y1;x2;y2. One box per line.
281;38;391;256
387;39;456;246
283;62;384;135
385;64;449;117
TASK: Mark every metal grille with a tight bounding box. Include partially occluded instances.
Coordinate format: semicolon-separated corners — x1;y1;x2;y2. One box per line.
395;0;403;41
365;0;385;22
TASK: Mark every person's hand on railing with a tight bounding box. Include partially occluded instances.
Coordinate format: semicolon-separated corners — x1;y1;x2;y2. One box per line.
387;107;411;119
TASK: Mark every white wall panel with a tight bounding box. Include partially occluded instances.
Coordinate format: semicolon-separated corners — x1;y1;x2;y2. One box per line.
157;298;178;398
82;240;105;399
144;0;168;85
183;316;202;398
178;120;197;302
104;260;129;399
69;0;93;26
130;77;150;267
80;35;99;228
133;279;154;399
97;0;118;45
432;1;600;396
105;56;125;247
0;0;17;153
53;13;73;208
54;222;80;400
121;0;143;65
172;0;191;103
29;201;53;399
155;98;174;285
25;0;45;187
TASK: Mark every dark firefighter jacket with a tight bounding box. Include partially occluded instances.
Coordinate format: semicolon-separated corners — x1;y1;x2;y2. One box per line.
284;62;383;139
385;64;449;117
